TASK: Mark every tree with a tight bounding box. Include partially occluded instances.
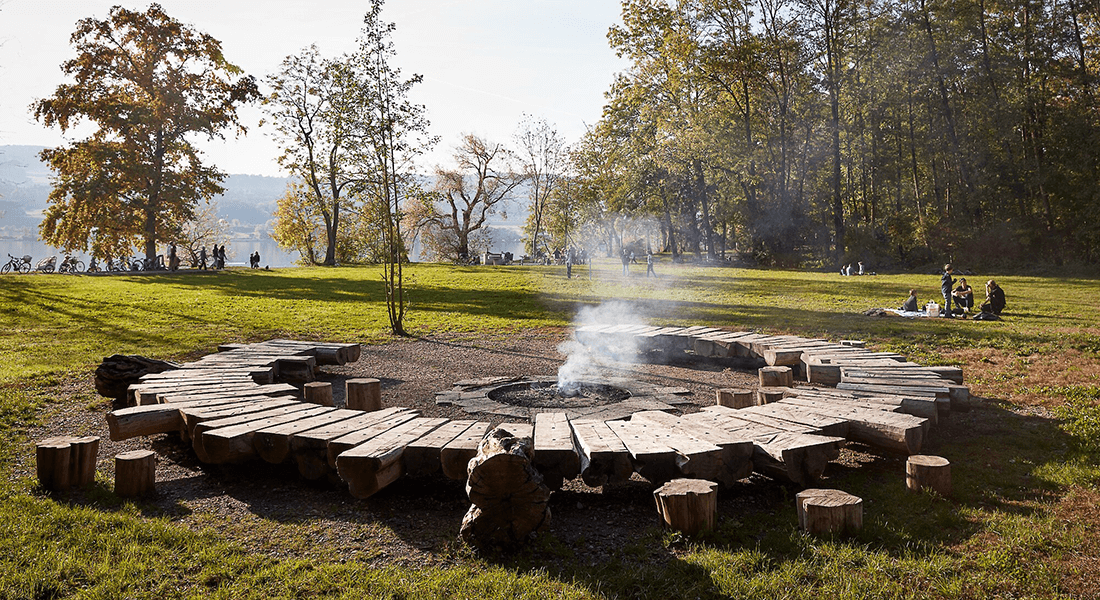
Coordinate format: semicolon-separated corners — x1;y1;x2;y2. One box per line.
177;199;229;266
414;134;525;261
33;4;259;262
514;115;567;257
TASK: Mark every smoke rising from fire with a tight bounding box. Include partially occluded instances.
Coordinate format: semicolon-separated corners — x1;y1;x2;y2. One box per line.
557;300;649;387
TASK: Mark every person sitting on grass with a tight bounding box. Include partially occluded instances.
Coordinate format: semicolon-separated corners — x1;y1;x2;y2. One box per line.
900;289;919;312
952;278;974;313
981;280;1007;314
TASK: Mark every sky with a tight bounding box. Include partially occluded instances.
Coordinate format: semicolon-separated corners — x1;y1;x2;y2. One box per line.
0;0;629;177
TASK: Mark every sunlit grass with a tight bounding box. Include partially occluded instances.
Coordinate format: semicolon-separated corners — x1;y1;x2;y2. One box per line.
1;262;1098;598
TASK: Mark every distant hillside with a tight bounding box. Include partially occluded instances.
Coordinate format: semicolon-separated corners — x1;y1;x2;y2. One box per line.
0;145;531;255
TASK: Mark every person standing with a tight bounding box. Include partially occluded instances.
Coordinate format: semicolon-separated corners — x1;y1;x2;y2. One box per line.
646;252;656;277
218;245;227;269
168;242;178;271
621;249;630;276
940;264;956;318
198;246;208;270
565;251;573;279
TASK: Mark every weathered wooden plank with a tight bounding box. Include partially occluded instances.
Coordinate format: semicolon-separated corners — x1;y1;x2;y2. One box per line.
178;397;305;440
201;405;333;464
336;417;449;498
253;409;364;464
569;419;634;487
629;410;754;484
326;411;423;468
441;421;492;480
158;383;299;404
105;396;278;441
404;420;479;477
605;420;679;484
776;397;927;454
532;412;580;489
291;407;416;481
739;404;851;438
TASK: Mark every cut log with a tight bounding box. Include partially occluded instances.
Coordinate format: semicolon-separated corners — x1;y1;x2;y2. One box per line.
68;436;100;487
796;488;862;536
654;478;718;536
441;421;492;480
336;417;449;498
201;405;333;464
759;366;793;387
763;348;805;366
95;354;181;400
275;356;316;383
604;420;679;484
460;427;551;551
404;420;480;477
291;407;416;481
325;410;424;468
303;382;334;406
114;450;156;497
531;412;580;490
906;455;951;496
36;436;75;492
716;388;756;408
629;410;754;484
756;388;786;404
252;409;363;464
777;397;927;454
569;419;634;487
346;378;382;411
736;405;850;438
191;403;319;463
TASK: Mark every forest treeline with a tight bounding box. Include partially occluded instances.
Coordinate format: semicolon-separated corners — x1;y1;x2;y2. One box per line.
553;0;1100;269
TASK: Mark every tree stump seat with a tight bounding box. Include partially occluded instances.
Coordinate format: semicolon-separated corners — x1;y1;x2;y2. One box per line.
796;488;863;536
906;455;951;496
654;478;718;536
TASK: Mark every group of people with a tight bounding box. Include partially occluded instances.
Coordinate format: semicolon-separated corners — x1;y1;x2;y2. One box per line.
249;251;262;269
840;261;865;276
900;263;1007;317
619;249;657;277
197;244;227;270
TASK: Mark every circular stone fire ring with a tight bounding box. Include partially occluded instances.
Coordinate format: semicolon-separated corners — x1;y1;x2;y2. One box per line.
434;375;696;422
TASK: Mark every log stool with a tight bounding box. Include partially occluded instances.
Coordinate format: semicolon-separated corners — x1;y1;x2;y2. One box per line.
756;388;786;405
346;378;382;411
716;388;755;408
759;366;793;388
796;488;863;536
36;435;100;492
304;381;334;406
460;427;550;550
906;455;951;497
654;478;718;536
115;450;156;498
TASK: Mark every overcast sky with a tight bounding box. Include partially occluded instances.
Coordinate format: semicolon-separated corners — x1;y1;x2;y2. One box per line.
0;0;628;177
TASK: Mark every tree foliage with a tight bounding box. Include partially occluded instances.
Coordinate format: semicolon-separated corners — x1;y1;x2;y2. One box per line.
411;134;525;262
514;115;567;257
563;0;1100;268
33;4;259;261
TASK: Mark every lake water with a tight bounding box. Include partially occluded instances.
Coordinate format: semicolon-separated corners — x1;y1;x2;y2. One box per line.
0;234;300;269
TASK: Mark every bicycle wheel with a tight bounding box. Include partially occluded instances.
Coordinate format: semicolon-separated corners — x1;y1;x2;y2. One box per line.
1;263;10;275
18;262;30;274
74;261;85;273
132;259;144;271
43;264;55;274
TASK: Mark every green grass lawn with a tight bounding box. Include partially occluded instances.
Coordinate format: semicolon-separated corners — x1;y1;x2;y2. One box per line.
2;262;1098;599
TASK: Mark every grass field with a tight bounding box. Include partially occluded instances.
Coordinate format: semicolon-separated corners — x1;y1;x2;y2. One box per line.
2;261;1098;599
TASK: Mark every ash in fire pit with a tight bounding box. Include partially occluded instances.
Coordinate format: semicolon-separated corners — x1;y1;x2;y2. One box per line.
488;381;631;408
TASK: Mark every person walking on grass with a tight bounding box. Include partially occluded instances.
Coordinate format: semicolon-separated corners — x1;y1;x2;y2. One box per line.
646;252;656;277
941;264;956;318
621;249;630;276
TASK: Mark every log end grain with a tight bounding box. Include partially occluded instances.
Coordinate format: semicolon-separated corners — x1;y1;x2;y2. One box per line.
796;488;862;536
653;478;718;536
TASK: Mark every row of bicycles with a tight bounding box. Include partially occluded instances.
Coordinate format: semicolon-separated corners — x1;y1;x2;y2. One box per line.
3;253;167;274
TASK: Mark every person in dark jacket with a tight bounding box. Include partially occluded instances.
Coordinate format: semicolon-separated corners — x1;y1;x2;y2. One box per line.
952;278;974;313
981;280;1006;314
940;264;956;318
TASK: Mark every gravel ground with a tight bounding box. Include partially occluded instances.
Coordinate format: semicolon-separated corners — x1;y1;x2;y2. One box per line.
20;329;894;568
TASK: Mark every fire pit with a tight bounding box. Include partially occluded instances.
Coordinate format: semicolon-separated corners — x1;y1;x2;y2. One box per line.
435;375;695;421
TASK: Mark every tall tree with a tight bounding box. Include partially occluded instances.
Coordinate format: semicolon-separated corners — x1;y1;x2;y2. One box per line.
514;115;567;257
414;134;525;261
33;4;259;261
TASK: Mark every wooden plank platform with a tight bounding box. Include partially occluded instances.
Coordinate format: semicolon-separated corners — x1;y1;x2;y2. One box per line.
336;417;449;498
570;419;634;486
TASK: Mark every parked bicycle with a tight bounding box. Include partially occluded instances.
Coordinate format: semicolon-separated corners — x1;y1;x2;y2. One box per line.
86;257;101;273
57;255;85;274
2;253;32;274
35;256;57;274
132;255;166;271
